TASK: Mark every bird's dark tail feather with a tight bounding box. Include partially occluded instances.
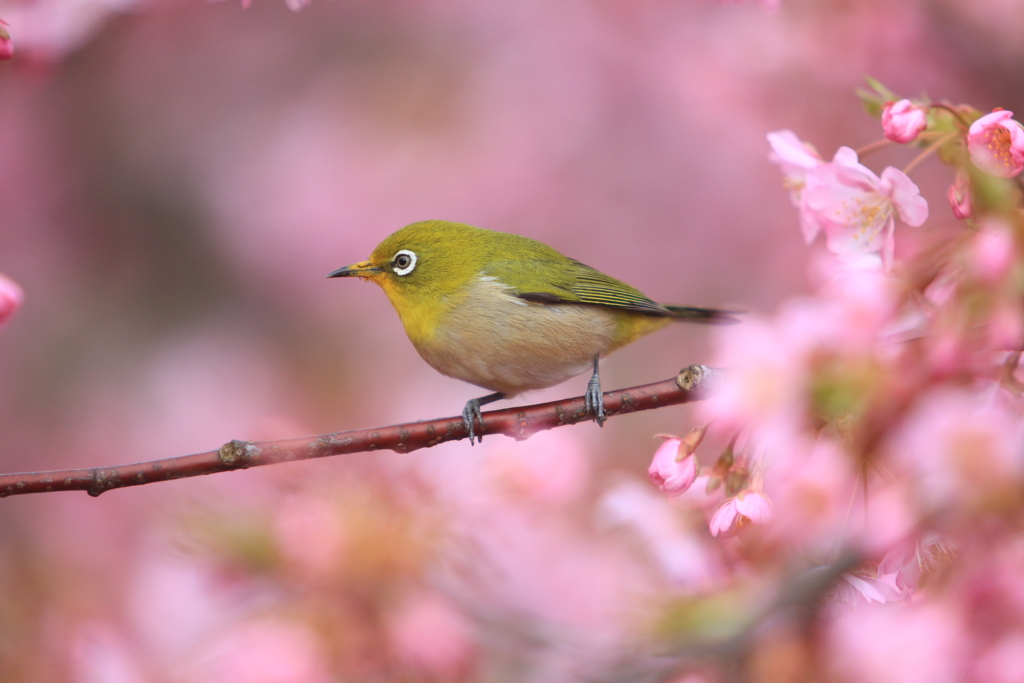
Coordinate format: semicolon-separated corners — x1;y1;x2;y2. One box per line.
664;305;743;325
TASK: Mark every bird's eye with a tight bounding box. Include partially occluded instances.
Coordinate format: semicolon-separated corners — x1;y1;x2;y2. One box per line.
392;249;417;276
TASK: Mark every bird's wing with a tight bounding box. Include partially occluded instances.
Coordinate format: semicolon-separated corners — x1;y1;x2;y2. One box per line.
487;258;672;316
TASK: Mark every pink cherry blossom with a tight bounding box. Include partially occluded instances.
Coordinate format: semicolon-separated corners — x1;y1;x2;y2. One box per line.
803;147;928;267
699;315;806;435
881;99;927;144
969;220;1016;285
702;268;896;437
0;19;11;60
967;109;1024;178
947;171;972;219
0;273;23;327
836;573;904;606
709;490;771;536
762;436;859;553
648;437;698;497
879;535;954;594
768;130;824;244
887;387;1024;511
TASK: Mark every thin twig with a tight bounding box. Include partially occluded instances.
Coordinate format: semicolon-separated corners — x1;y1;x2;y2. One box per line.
0;365;718;499
855;138;895;159
928;102;971;130
902;131;957;175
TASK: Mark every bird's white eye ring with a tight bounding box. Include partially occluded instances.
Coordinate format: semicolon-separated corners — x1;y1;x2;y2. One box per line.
392;249;417;276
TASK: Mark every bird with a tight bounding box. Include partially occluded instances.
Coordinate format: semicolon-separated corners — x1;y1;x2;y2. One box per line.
328;220;738;442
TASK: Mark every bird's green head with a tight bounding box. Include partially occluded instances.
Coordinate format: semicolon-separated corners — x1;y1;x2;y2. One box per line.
328;220;501;340
328;219;497;294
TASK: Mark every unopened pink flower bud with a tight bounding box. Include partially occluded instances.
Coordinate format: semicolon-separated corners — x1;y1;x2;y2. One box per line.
647;437;698;497
0;20;12;60
968;109;1024;178
0;273;23;326
947;171;971;220
881;99;927;144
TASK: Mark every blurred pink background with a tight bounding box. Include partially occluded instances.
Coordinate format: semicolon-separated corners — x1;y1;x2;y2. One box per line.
0;0;1022;680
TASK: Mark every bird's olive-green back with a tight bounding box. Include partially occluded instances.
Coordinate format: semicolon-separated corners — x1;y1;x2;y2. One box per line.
369;220;671;315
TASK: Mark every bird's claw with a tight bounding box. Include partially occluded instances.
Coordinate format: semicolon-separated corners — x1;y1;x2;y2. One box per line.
462;399;485;445
585;374;606;427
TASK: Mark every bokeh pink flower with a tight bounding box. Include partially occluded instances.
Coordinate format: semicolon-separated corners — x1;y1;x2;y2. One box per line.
969;220;1017;285
968;109;1024;178
887;387;1024;512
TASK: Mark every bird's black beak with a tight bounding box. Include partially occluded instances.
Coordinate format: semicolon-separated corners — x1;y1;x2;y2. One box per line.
327;261;382;278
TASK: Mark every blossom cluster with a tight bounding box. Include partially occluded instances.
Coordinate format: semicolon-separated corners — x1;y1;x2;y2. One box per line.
644;85;1024;680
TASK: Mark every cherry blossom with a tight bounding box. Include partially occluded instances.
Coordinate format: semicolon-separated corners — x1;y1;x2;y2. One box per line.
768;129;824;243
968;109;1024;178
833;573;904;607
887;387;1024;512
648;436;698;497
969;220;1017;285
947;171;972;220
803;147;928;267
708;490;772;536
881;99;927;144
879;535;955;594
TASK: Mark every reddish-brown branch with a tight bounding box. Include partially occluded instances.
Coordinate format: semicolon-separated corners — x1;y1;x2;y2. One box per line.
0;365;716;499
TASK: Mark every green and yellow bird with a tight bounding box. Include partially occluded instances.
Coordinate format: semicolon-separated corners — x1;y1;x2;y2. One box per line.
329;220;737;442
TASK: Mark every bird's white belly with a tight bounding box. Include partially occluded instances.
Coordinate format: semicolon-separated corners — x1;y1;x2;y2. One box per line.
414;279;619;396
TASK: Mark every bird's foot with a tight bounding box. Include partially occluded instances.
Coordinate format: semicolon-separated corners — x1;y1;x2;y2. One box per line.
585;371;606;427
461;392;505;445
462;399;485;445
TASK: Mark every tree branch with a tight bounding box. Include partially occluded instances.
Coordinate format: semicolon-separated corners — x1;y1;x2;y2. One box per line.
0;365;718;499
